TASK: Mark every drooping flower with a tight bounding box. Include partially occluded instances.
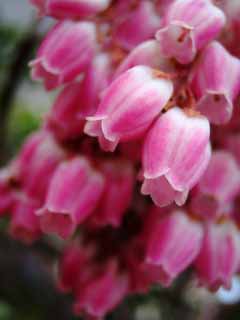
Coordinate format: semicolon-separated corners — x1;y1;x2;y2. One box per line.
146;210;203;286
85;66;173;151
156;0;226;64
142;107;211;207
190;41;240;124
30;0;111;19
195;222;240;290
30;21;97;90
190;151;240;220
36;157;105;238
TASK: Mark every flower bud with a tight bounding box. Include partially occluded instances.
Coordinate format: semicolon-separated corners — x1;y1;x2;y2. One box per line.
142;107;211;207
30;21;97;90
190;41;240;124
85;66;173;151
156;0;226;64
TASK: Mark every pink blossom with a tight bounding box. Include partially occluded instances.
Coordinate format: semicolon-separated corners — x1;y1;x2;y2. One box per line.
36;157;105;238
114;40;173;78
92;160;134;227
190;41;240;124
156;0;226;64
146;211;203;286
73;261;129;318
30;0;111;19
113;1;161;51
85;66;173;151
14;131;64;204
30;21;97;90
191;151;240;220
142;107;211;207
9;197;41;244
195;222;240;290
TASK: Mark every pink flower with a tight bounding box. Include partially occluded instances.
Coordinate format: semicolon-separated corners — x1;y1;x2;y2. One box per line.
142;107;211;207
113;1;161;51
92;160;134;227
85;66;173;151
9;197;41;244
114;40;173;78
30;0;111;19
58;244;92;293
156;0;226;64
73;261;129;318
195;222;240;290
14;131;64;204
146;211;203;286
30;21;97;90
190;41;240;124
190;151;240;220
46;53;112;141
37;157;105;239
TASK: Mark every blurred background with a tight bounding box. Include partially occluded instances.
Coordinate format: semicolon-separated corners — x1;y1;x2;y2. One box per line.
0;1;240;319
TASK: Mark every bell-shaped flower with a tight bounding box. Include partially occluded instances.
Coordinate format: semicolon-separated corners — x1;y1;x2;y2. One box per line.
146;210;203;286
91;160;134;227
30;0;111;19
46;53;112;141
113;1;161;51
85;66;173;151
156;0;226;64
195;222;240;290
9;197;41;244
13;131;64;204
190;41;240;124
73;261;129;318
30;21;97;90
190;151;240;220
142;107;211;207
36;157;105;239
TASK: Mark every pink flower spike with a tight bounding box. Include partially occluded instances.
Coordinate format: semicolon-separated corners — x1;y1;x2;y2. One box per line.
85;66;173;151
31;0;111;19
73;261;129;318
92;160;134;227
142;107;211;207
146;211;203;287
36;157;105;239
190;41;240;124
156;0;226;64
113;1;161;51
30;21;97;90
9;198;41;244
114;40;173;79
191;151;240;220
195;222;240;290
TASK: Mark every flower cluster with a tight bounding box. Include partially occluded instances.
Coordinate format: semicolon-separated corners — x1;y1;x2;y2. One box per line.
1;0;240;318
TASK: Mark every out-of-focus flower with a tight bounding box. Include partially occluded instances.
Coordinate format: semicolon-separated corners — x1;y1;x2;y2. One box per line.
30;21;97;90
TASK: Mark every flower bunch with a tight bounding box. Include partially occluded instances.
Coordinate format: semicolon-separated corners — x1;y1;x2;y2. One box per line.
1;0;240;318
